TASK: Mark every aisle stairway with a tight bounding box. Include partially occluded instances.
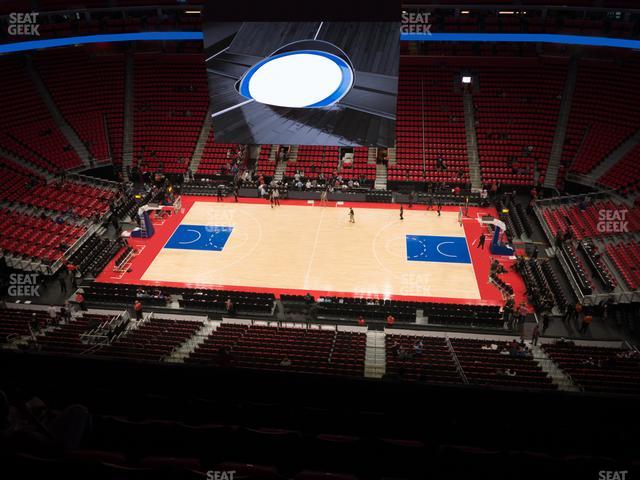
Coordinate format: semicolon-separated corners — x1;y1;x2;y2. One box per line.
544;54;579;188
374;163;387;190
364;330;386;378
188;106;214;174
26;55;92;169
462;90;482;190
531;343;580;391
121;51;134;180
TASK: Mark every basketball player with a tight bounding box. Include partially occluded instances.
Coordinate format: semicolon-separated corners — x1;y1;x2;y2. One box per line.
436;201;442;216
399;204;404;220
269;190;274;208
320;189;328;206
477;233;486;249
348;208;355;223
273;187;280;206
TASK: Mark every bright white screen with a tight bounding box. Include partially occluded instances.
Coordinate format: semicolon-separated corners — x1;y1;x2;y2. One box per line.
248;53;345;108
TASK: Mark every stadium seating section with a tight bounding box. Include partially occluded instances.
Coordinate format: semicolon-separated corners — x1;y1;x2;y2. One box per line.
0;156;32;203
34;48;125;165
605;242;640;291
285;146;339;180
256;145;276;178
82;283;276;315
93;317;204;362
195;132;238;176
541;200;640;239
543;342;640;394
386;334;463;383
473;57;566;184
449;338;554;389
340;147;375;181
562;56;640;179
0;208;86;264
28;313;113;355
598;143;640;194
67;235;123;278
3;44;640;196
317;297;503;328
188;324;366;377
0;308;49;343
133;53;208;173
19;180;116;218
393;62;469;183
0;56;83;173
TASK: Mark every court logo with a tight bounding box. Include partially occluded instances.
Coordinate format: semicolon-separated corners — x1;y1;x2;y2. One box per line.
206;209;235;228
401;11;432;35
400;273;433;296
597;209;629;233
8;12;40;36
7;273;40;297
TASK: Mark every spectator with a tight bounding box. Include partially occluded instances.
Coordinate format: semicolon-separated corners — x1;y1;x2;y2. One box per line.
59;305;69;324
398;347;411;361
386;314;396;328
542;314;550;335
75;290;86;311
30;313;40;334
217;346;232;367
413;339;424;356
573;302;583;323
225;298;235;317
518;302;528;325
579;313;593;335
279;356;292;367
66;262;77;288
532;324;540;346
133;299;143;321
389;340;400;357
47;305;58;325
480;188;488;205
0;391;92;451
357;316;366;327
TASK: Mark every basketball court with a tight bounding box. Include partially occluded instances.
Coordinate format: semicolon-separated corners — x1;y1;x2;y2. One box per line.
96;197;527;306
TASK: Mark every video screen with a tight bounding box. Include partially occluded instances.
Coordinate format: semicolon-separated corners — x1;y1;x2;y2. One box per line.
203;21;400;147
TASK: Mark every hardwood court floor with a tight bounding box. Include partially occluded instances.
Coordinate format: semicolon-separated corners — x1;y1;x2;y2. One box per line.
139;200;480;300
96;197;530;306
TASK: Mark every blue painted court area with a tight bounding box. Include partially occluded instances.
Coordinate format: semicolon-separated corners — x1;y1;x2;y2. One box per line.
165;225;233;251
406;235;471;264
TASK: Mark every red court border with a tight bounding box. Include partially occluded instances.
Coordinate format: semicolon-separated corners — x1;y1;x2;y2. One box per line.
95;196;529;308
